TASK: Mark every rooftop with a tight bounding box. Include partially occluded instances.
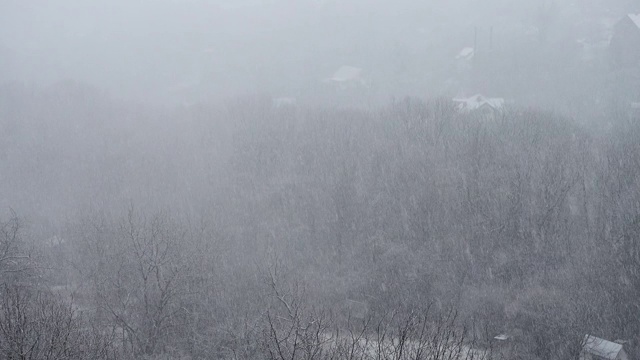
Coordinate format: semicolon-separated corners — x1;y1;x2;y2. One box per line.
326;66;363;82
452;94;505;113
583;335;624;360
628;14;640;29
456;47;474;60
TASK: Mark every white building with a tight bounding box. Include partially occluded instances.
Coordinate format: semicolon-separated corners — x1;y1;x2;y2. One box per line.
580;335;629;360
323;66;366;89
452;94;504;115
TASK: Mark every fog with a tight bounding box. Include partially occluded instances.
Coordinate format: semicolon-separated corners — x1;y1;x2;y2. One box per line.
1;0;640;359
3;0;632;105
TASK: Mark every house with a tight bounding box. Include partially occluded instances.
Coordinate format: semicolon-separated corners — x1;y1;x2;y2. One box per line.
609;14;640;67
456;47;475;61
581;335;629;360
323;66;366;89
452;94;504;115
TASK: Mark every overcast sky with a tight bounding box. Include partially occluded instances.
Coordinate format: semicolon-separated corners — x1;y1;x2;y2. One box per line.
0;0;635;104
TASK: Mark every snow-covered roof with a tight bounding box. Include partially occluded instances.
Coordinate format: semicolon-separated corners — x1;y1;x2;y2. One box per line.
45;235;66;247
582;335;624;360
628;14;640;29
452;94;504;113
456;47;474;60
327;66;363;82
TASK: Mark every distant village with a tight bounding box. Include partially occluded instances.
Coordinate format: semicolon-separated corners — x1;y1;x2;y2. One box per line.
4;0;640;117
267;9;640;121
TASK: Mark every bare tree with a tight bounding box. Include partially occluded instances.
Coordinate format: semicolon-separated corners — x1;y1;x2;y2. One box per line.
0;212;33;280
261;261;337;360
261;261;490;360
0;284;115;360
70;208;197;358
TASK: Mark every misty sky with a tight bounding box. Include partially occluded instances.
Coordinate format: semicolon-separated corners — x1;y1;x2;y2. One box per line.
2;0;631;104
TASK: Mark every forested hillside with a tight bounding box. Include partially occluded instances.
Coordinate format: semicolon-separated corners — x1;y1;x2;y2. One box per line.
1;83;639;359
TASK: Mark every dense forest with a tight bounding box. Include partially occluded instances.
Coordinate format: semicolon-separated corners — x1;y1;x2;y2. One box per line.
0;82;639;359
